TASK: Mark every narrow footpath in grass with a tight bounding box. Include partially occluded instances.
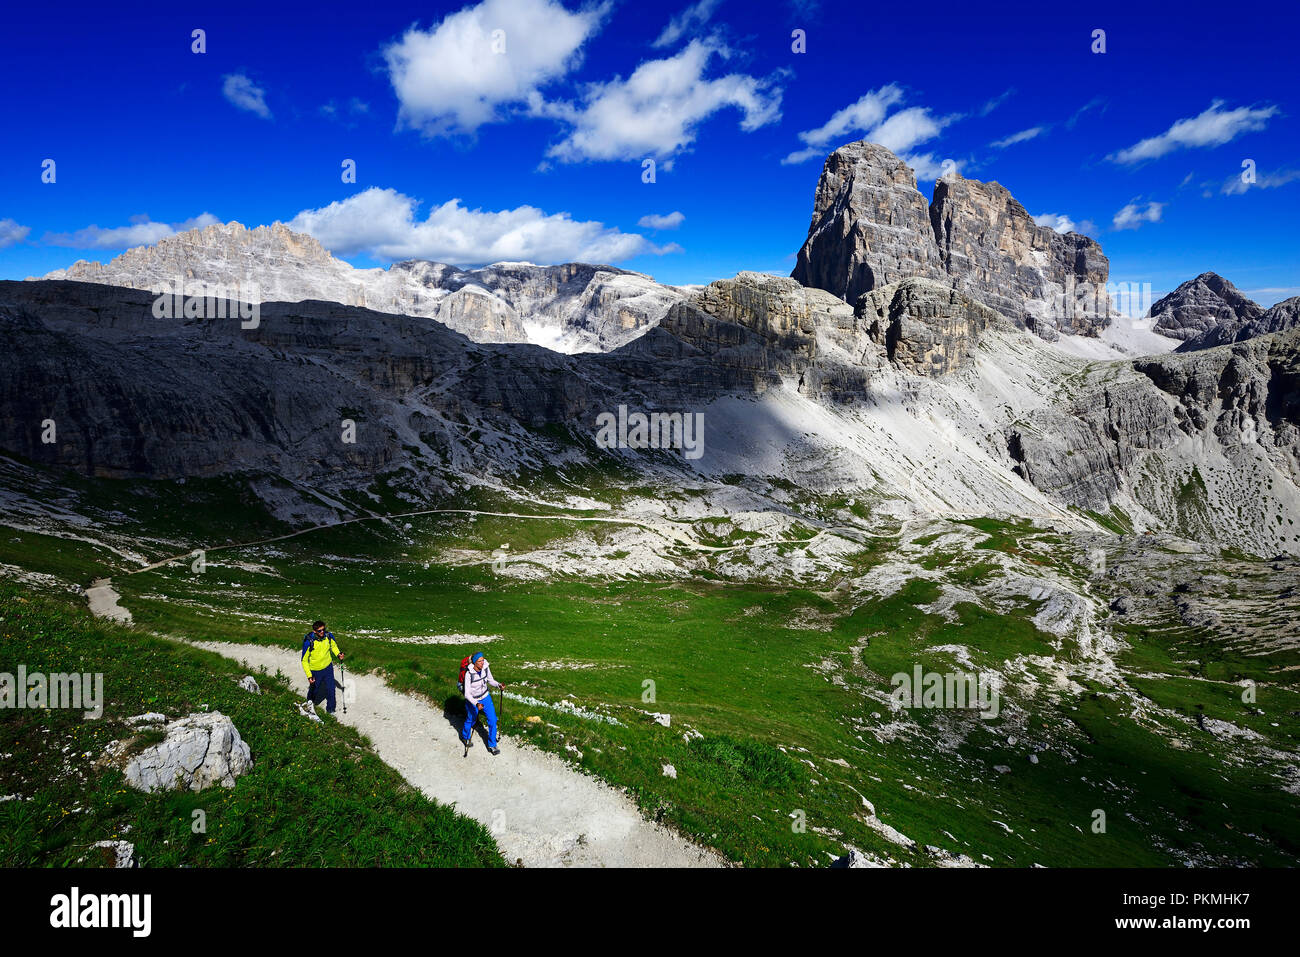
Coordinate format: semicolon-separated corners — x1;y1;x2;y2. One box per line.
81;579;724;867
190;639;725;867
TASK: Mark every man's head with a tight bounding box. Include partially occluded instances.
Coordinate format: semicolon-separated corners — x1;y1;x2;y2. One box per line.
312;621;327;635
472;652;485;672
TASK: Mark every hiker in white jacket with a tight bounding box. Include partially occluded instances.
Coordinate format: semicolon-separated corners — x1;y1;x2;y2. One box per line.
461;652;506;755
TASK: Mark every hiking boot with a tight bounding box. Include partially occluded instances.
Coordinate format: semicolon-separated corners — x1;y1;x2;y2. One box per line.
489;747;501;756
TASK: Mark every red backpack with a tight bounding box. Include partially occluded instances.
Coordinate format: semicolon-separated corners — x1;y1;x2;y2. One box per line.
457;656;471;694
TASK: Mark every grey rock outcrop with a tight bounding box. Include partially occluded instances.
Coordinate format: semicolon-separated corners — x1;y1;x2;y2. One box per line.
656;272;994;393
106;711;253;792
830;847;886;868
1008;329;1300;553
929;177;1110;337
38;221;485;328
86;840;137;868
649;270;1006;403
858;278;998;377
1261;297;1300;336
665;271;850;361
1133;337;1300;447
5;267;1300;554
1149;272;1264;342
1179;294;1300;351
792;141;1111;339
0;284;406;480
653;272;866;398
1006;382;1183;507
44;222;332;293
435;285;523;342
427;260;684;352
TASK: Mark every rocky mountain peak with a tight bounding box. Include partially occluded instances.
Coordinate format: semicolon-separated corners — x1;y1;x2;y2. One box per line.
42;220;336;285
792;142;946;301
1148;272;1264;341
791;140;1112;339
178;220;336;263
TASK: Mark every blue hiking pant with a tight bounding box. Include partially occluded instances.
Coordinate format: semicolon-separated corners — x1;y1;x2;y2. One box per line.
308;664;337;713
463;693;498;749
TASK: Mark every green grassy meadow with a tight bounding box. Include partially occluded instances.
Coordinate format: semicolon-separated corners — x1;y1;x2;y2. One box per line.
2;467;1298;868
0;581;504;868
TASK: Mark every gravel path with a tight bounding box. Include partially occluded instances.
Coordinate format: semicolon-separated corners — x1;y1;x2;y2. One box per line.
86;578;132;623
193;639;725;868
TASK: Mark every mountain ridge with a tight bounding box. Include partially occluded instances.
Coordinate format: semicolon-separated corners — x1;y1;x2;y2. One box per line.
8;139;1300;557
37;220;690;354
7;266;1300;555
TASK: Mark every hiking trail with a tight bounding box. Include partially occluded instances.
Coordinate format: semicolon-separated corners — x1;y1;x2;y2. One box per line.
86;580;724;868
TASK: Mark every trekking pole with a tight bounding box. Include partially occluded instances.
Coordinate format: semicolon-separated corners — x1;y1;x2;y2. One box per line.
338;657;347;714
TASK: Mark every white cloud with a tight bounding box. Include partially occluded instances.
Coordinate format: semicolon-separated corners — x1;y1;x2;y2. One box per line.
1111;100;1277;164
1222;167;1300;195
1066;96;1104;129
783;84;905;162
1033;212;1097;236
0;219;31;249
869;107;947;156
653;0;720;48
638;211;685;230
782;85;954;178
780;148;823;165
906;153;960;181
990;126;1044;149
383;0;605;136
321;98;371;120
44;213;220;249
288;186;676;264
222;74;272;119
541;40;781;163
1033;212;1075;233
980;88;1014;115
1112;200;1164;231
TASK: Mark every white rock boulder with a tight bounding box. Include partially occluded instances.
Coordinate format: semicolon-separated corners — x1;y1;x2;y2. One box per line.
831;847;886;868
86;840;136;868
110;712;253;792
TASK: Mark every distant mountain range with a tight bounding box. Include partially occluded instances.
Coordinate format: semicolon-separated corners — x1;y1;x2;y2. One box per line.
4;140;1299;556
37;222;691;354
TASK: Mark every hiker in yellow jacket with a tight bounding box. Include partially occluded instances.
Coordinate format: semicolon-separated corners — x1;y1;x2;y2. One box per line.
301;620;345;714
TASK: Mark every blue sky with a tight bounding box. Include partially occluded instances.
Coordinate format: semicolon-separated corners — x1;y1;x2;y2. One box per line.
2;0;1297;306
